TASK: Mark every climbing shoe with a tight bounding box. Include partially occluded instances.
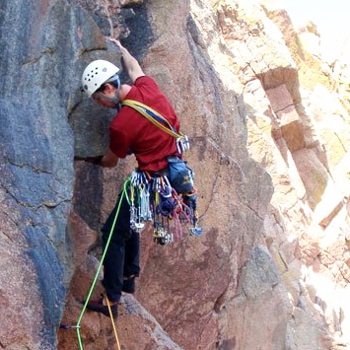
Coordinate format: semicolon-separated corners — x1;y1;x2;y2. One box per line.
122;275;136;294
86;294;118;318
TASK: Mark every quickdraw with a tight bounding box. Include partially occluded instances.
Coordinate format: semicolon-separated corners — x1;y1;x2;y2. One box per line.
127;169;202;245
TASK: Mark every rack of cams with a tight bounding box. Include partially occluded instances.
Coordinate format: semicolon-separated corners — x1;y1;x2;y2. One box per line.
128;170;202;245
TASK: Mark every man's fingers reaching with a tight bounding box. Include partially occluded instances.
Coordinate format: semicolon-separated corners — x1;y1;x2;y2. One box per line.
108;37;122;49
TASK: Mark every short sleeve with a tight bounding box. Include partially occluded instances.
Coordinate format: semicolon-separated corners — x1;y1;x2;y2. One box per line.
134;76;159;90
109;126;130;158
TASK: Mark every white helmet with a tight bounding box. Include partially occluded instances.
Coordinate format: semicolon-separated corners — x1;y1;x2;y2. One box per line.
82;60;120;97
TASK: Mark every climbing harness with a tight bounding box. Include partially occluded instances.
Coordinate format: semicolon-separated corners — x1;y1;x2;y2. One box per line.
122;99;190;154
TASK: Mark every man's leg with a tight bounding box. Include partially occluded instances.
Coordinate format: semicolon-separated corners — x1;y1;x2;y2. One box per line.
102;234;126;302
124;230;140;277
101;192;132;302
86;192;130;317
122;230;140;293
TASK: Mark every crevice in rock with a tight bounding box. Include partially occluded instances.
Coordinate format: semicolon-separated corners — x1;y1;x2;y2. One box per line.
244;202;264;221
77;46;107;58
21;47;56;66
273;102;295;115
277;250;289;271
334;132;347;153
186;14;205;49
0;181;70;211
41;198;71;210
271;207;286;233
213;285;228;313
246;61;259;77
1;230;15;243
5;156;52;175
0;184;25;208
319;257;350;284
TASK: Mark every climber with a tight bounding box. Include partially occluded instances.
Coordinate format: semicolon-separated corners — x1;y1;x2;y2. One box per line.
80;38;192;318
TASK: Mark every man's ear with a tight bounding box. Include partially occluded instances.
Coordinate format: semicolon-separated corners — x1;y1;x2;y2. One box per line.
103;83;116;93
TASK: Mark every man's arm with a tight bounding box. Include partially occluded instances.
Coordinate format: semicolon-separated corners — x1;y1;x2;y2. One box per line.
109;38;145;83
100;148;119;168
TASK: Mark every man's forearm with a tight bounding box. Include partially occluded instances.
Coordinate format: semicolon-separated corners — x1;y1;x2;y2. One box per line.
109;38;144;82
119;46;140;76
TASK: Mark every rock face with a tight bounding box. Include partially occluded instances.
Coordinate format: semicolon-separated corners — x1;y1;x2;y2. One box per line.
0;0;349;349
0;1;77;348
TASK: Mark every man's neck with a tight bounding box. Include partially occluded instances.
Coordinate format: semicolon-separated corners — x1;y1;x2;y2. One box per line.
119;84;132;101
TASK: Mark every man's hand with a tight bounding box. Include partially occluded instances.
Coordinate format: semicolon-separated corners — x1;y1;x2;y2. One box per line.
100;148;119;168
108;37;145;83
108;38;123;50
74;155;103;165
74;150;118;168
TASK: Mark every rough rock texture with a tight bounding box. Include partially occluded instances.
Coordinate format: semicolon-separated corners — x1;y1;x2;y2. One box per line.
0;1;78;348
1;0;349;349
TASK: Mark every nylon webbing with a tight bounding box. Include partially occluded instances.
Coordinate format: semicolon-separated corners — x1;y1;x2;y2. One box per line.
122;99;184;139
106;296;121;350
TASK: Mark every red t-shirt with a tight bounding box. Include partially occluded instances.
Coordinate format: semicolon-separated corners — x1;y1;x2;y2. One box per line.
109;76;180;172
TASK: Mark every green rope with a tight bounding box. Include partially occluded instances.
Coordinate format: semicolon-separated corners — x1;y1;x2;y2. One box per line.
124;179;131;205
76;178;130;350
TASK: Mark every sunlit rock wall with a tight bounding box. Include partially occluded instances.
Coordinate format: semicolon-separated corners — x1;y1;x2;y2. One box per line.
1;0;349;349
